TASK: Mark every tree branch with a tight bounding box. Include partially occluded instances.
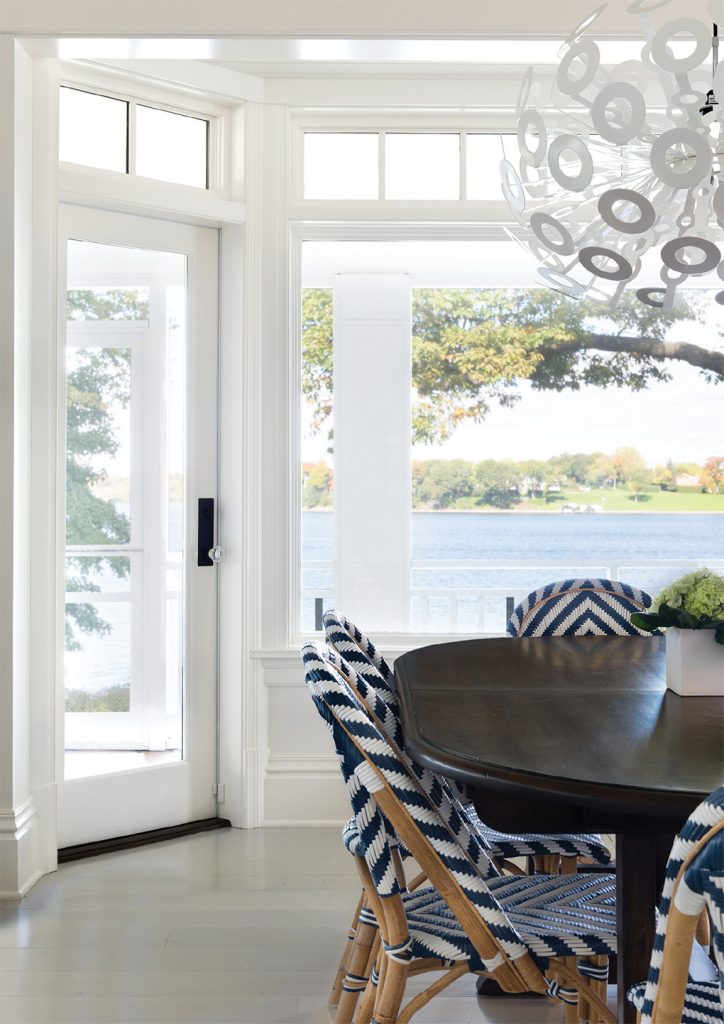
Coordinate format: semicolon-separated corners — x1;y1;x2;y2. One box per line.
547;334;724;376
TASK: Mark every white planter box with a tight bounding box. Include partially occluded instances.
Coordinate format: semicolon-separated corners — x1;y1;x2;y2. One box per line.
666;628;724;697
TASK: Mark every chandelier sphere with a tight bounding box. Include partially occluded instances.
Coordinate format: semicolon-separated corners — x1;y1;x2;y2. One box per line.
502;0;724;307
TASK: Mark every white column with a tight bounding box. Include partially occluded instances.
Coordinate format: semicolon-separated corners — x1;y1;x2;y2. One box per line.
0;38;41;898
333;274;411;633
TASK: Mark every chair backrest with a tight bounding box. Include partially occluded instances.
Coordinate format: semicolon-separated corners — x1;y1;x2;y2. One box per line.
638;786;724;1024
323;609;396;690
301;641;544;996
311;640;498;880
507;578;654;637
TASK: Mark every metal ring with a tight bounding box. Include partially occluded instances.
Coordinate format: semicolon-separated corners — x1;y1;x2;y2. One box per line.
660;235;721;274
529;212;576;255
548;135;594;192
562;4;608;48
579;246;634;281
598;188;656;234
517;109;547;167
650;127;712;189
500;159;525;212
651;18;711;74
636;287;666;307
537;266;586;297
557;38;600;96
591;82;647;144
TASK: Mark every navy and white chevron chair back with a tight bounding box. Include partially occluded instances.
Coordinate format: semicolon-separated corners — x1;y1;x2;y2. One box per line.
323;609;396;691
635;786;724;1024
324;610;611;866
301;642;532;975
307;642;498;880
507;578;654;637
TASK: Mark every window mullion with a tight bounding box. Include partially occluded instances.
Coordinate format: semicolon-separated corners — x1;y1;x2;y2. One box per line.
127;98;137;176
460;132;467;201
378;131;386;201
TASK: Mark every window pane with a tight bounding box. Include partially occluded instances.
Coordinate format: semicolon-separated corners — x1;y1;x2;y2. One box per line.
65;239;187;777
65;346;132;546
59;87;128;173
65;601;131;712
385;134;459;199
304;133;379;199
466;134;507;200
300;240;724;636
135;105;208;189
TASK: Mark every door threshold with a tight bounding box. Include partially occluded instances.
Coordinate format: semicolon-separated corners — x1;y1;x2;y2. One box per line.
58;817;231;863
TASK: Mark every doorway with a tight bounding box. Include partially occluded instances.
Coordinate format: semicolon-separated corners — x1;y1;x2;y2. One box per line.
58;206;219;847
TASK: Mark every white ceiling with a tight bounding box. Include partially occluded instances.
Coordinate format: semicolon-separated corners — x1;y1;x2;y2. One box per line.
10;0;713;47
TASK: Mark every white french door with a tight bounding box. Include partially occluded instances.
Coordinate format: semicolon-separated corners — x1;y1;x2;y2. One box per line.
58;206;219;847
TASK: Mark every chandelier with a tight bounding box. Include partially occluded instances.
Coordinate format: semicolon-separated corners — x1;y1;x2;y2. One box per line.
502;1;724;308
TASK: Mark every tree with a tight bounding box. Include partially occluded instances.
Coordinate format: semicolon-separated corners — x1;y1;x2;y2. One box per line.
702;456;724;494
413;459;474;508
302;286;724;446
473;460;521;509
65;289;146;652
302;289;334;439
302;461;333;507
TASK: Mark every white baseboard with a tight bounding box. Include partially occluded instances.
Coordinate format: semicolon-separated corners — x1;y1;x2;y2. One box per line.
263;755;349;825
0;796;42;900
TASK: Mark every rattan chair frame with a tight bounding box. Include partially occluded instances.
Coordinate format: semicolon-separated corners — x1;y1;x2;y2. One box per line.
306;643;617;1024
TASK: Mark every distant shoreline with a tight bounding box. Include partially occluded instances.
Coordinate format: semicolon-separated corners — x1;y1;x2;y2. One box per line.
303;507;724;515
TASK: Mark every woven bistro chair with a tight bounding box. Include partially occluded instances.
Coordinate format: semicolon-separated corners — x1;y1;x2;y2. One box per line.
627;785;724;1024
506;578;654;638
323;609;612;1011
303;641;618;1024
324;608;609;865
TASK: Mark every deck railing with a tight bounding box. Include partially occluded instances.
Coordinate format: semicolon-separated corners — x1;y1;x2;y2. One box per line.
302;558;724;634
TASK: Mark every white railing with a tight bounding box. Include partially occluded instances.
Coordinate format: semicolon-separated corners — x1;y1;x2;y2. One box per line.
302;558;724;633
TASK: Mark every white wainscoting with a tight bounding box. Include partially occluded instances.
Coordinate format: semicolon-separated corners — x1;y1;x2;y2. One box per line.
259;653;350;825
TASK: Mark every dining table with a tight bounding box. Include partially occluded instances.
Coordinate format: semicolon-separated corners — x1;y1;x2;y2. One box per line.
393;633;724;1024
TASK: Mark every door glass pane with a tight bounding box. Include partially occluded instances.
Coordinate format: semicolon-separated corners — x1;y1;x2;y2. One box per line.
59;87;128;173
64;240;187;779
135;106;208;189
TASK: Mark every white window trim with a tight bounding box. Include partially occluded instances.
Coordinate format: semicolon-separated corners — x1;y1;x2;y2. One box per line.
291;109;520;210
59;62;243;215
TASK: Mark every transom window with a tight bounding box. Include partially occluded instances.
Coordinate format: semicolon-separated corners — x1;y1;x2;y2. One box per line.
302;131;517;200
59;85;210;190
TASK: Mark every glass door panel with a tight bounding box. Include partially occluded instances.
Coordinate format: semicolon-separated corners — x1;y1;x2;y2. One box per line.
58;208;218;846
64;243;186;778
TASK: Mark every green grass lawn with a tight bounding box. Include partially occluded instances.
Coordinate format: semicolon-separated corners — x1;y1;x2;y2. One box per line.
520;488;724;512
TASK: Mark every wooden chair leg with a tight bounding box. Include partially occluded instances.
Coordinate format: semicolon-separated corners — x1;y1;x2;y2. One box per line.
561;856;577;875
329;891;366;1006
354;947;382;1024
371;957;409;1024
334;916;378;1024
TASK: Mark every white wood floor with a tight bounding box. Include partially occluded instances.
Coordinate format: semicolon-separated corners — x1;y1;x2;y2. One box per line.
0;827;613;1024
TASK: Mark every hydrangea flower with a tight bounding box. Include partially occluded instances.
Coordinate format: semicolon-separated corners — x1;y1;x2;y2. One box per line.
654;569;724;621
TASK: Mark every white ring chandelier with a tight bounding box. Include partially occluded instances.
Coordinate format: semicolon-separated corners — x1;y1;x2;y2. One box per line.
502;0;724;307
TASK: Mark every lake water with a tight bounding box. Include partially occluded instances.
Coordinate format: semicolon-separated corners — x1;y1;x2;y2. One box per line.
302;510;724;631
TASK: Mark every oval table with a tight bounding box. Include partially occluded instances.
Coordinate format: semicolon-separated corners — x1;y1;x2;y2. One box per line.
393;634;724;1023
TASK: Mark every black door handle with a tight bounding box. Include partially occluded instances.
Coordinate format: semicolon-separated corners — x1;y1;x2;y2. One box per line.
197;498;215;566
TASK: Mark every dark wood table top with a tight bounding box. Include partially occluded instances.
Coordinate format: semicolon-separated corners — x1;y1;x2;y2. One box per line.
395;635;724;825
